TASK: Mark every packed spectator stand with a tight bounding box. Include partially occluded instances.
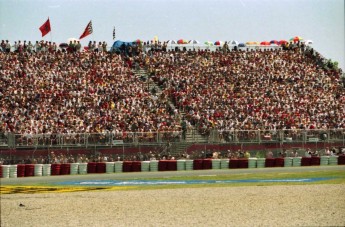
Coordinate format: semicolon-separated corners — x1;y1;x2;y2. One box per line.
0;39;344;165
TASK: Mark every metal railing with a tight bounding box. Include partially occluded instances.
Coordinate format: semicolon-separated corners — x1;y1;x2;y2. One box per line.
0;129;343;149
210;129;345;144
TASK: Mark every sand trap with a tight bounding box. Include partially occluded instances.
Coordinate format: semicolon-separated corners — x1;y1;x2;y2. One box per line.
1;184;345;226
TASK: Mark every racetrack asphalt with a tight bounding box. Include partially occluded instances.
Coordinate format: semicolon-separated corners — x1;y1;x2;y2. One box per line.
1;165;344;186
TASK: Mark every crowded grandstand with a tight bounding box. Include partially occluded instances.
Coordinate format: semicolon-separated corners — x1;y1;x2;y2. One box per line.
0;38;344;164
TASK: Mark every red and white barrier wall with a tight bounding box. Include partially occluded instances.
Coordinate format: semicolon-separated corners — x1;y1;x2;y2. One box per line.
1;156;344;178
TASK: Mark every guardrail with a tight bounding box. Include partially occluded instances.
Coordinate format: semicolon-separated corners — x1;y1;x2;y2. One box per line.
0;129;343;149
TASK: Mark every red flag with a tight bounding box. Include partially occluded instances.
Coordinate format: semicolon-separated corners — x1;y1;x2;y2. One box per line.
39;18;51;37
79;21;93;39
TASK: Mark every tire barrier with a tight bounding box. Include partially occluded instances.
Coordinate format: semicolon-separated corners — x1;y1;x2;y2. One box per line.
96;162;106;173
193;159;203;170
158;160;168;171
106;162;115;173
275;158;285;167
202;159;212;170
293;157;302;167
177;160;186;171
329;156;338;165
17;164;26;177
132;161;142;172
87;162;97;174
2;157;343;178
320;156;329;165
70;163;79;175
229;159;239;169
311;157;320;166
123;161;133;172
284;157;293;167
149;160;158;172
114;161;123;173
185;160;193;170
256;158;266;168
60;163;71;175
248;158;257;168
238;159;248;169
265;158;275;168
78;163;87;174
220;159;229;169
167;160;177;171
301;157;312;166
51;164;61;175
141;161;150;172
9;165;17;178
42;164;51;176
2;165;10;178
25;164;35;177
34;164;43;177
338;156;345;165
211;159;221;169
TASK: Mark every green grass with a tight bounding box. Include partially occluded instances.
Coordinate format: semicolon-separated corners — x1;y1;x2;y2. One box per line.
134;170;344;181
1;169;344;194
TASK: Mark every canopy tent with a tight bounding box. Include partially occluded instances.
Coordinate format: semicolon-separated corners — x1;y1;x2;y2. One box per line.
111;40;134;52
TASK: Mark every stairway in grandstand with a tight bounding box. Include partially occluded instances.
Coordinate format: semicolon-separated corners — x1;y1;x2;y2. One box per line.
171;128;209;158
170;110;209;158
133;68;209;158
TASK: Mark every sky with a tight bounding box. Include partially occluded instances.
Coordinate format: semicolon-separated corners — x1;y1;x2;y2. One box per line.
0;0;344;70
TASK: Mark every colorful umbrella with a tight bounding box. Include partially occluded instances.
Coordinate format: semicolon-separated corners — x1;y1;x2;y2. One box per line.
270;40;279;45
290;36;303;43
177;39;188;44
260;41;271;46
246;41;259;45
189;40;200;44
279;40;288;45
204;41;214;46
214;41;224;46
134;39;143;44
229;40;239;45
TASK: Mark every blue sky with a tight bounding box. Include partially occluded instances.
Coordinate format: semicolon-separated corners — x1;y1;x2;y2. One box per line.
0;0;344;70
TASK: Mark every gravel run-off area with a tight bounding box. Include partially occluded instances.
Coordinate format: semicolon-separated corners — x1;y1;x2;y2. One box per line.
1;184;345;226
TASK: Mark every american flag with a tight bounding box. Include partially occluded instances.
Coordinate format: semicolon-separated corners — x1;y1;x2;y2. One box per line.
79;20;93;39
113;26;116;40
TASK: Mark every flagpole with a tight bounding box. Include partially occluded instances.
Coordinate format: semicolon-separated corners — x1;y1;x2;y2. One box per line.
49;17;52;42
91;20;95;42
